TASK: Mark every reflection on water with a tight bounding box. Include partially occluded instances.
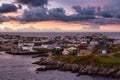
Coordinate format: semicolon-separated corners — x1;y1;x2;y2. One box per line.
0;52;118;80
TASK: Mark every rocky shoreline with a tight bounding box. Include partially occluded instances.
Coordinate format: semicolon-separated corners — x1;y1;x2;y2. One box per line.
33;57;120;79
6;51;49;56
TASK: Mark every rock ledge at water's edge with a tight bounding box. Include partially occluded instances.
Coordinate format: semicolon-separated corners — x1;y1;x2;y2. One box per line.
33;57;120;79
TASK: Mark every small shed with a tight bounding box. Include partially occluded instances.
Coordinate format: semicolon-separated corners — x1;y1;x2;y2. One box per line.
22;45;33;51
62;50;70;55
100;49;108;54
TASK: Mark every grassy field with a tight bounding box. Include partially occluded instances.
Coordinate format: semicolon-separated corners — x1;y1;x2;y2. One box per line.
93;44;120;54
0;46;10;51
113;54;120;58
53;54;120;68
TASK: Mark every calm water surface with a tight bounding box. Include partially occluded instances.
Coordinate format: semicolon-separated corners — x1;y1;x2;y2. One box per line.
0;32;120;39
0;52;119;80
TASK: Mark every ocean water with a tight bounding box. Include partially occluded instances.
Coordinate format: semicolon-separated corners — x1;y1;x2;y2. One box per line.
0;32;120;39
0;52;117;80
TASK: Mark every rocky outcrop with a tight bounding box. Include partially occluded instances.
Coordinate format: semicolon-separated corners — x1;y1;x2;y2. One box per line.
7;51;46;55
34;58;120;78
32;54;49;58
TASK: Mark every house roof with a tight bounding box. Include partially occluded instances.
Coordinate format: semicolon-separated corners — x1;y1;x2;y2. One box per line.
79;49;91;53
78;46;87;49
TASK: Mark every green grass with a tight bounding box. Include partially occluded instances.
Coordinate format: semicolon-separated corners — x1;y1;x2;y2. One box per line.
93;44;120;54
97;55;120;68
53;54;120;68
13;50;30;53
99;55;120;63
113;54;120;58
0;46;10;51
53;54;99;65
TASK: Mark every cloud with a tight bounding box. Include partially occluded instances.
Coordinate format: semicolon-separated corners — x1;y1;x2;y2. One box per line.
0;15;10;22
48;8;67;21
49;0;120;19
11;8;66;22
82;24;100;31
73;6;95;15
0;2;119;25
0;3;18;13
88;18;120;25
95;1;120;19
9;8;47;22
0;26;62;32
16;26;62;32
17;26;41;32
21;8;49;22
0;27;14;32
11;6;96;22
16;0;48;7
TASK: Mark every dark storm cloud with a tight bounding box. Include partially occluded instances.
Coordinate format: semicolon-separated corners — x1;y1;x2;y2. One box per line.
48;8;67;21
67;6;96;21
67;14;95;21
50;0;120;19
16;0;48;7
0;15;10;22
11;8;49;22
12;8;67;22
97;10;114;18
0;3;17;13
73;6;95;15
95;1;120;19
12;6;96;22
88;18;120;25
4;1;120;25
22;8;48;22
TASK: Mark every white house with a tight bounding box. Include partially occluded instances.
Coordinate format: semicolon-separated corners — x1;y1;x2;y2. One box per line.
62;50;70;55
55;46;62;49
18;42;35;51
67;47;77;52
90;41;98;46
22;45;33;51
81;41;88;44
40;44;54;49
18;42;34;49
100;49;108;54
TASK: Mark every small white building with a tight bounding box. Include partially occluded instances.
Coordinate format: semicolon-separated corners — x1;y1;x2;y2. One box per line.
80;36;89;43
90;41;98;46
67;47;77;52
55;46;62;49
18;42;34;49
22;45;33;51
81;41;87;44
100;49;108;54
18;42;34;51
40;44;54;49
62;50;70;55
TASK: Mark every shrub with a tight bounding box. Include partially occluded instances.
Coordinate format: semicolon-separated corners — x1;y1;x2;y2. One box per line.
34;48;50;53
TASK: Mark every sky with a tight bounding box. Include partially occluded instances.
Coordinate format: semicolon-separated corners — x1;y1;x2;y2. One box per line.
0;0;120;32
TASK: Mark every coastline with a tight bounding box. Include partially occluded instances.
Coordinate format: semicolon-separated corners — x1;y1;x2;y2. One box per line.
1;51;120;79
4;51;120;78
33;56;120;79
